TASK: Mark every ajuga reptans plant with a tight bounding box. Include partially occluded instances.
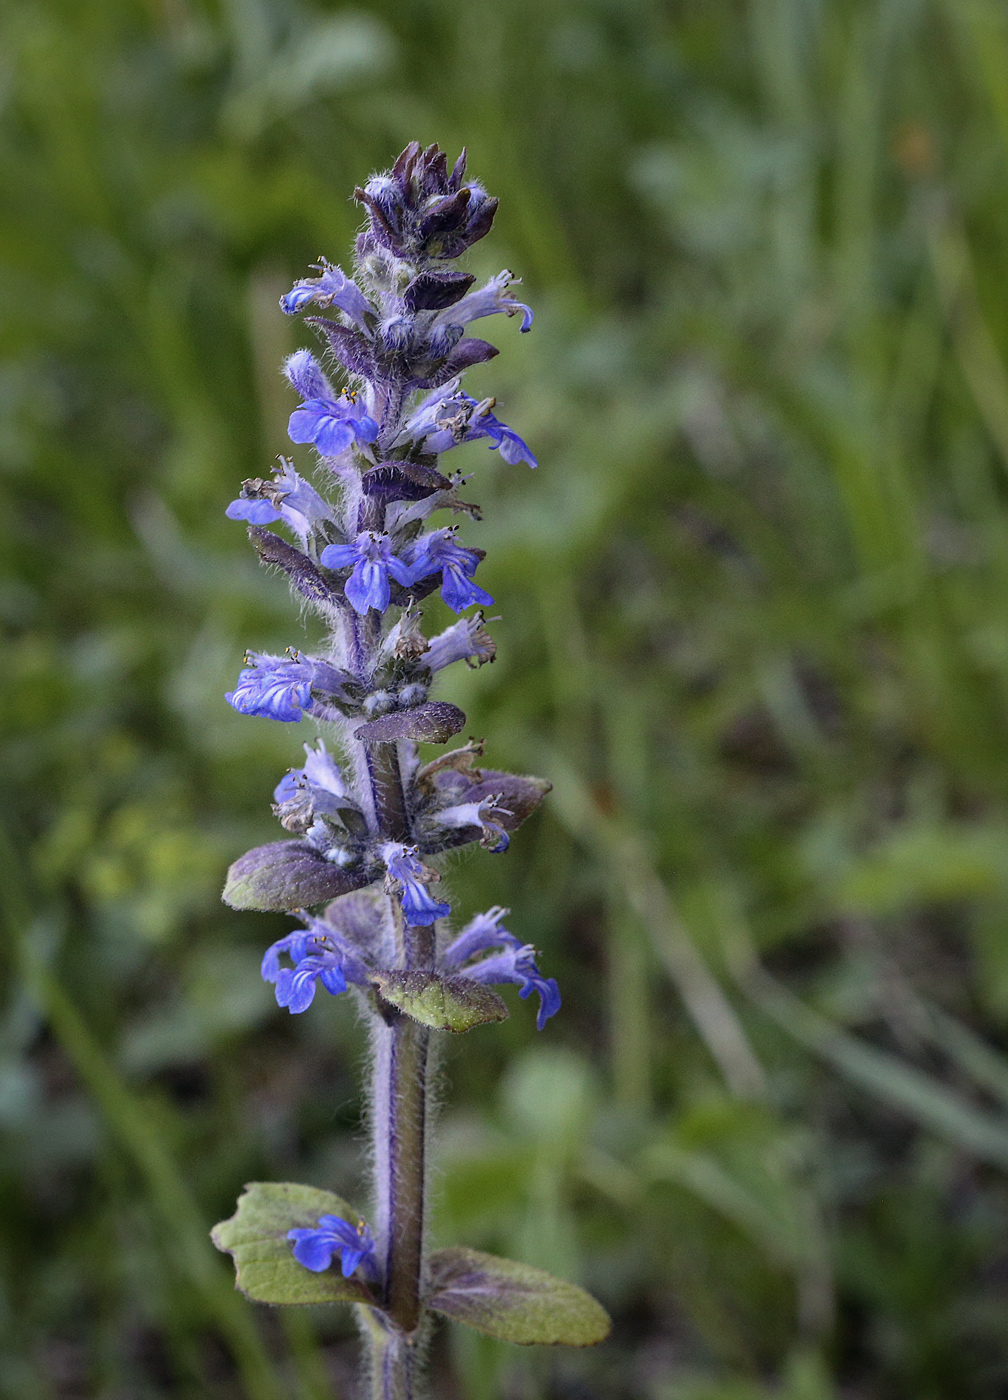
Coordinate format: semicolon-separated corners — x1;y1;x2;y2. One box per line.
211;144;610;1398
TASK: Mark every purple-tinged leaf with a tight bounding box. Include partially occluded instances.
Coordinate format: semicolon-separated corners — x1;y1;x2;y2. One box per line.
223;841;370;911
247;527;340;611
416;341;499;390
449;147;467;191
354;188;399;248
417;188;472;241
322;890;389;958
462;198;498;248
425;1248;610;1346
432;769;551;831
461;772;551;829
304;318;376;379
391;141;421;179
444;337;499;371
355;702;466;745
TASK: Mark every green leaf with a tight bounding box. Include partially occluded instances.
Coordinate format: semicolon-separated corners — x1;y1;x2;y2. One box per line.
425;1247;610;1346
374;972;508;1032
211;1182;375;1306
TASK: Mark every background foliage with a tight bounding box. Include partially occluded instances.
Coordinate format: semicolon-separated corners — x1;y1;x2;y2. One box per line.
7;0;1008;1395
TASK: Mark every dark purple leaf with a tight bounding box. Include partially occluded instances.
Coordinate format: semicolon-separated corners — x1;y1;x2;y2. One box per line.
361;461;451;503
449;147;467;191
418;188;471;241
462;771;551;829
404;271;476;313
464;198;498;246
353;190;398;250
422;145;449;189
415;338;499;390
431;768;551;833
391;141;421;180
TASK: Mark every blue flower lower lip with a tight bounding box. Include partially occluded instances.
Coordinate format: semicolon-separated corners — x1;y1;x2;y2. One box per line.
287;1214;377;1277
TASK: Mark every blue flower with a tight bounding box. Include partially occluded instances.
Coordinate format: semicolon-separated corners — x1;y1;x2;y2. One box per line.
226;461;335;540
405;528;494;614
261;930;347;1013
399;381;536;468
287;1214;377;1277
288;391;379;459
262;907;371;1010
430;269;533;334
443;909;560;1030
226;652;349;723
382;843;450;926
425;613;497;671
320;533;414;615
280;260;374;330
226;652;312;722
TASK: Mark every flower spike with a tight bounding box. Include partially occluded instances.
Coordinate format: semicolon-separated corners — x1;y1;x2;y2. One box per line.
212;144;602;1392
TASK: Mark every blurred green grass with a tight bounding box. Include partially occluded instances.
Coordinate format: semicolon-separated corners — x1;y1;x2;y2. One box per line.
7;0;1008;1395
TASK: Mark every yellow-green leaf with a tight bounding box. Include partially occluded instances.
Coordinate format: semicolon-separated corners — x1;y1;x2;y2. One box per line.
374;972;508;1032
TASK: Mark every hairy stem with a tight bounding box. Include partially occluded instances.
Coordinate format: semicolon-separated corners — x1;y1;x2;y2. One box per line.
374;919;434;1328
367;1002;431;1398
385;1014;429;1332
359;1309;418;1400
